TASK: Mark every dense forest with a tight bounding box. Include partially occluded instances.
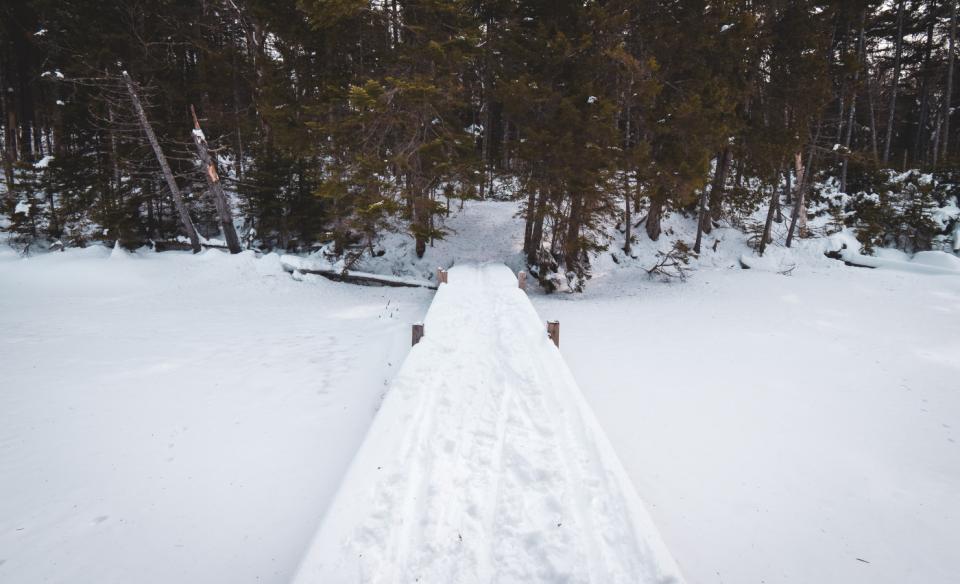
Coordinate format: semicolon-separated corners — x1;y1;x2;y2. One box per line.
1;0;959;289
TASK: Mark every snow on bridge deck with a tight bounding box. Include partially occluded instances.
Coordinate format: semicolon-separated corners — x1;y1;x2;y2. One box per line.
293;263;684;584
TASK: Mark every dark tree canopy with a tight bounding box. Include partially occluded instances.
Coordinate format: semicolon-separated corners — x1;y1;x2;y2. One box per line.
2;0;958;286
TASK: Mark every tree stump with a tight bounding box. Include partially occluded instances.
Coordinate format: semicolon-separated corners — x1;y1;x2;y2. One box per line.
547;320;559;348
412;323;425;346
437;267;448;284
518;271;527;290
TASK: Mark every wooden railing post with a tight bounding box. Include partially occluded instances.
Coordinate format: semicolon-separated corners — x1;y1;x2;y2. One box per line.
518;270;527;290
412;323;424;346
547;320;559;347
437;267;448;284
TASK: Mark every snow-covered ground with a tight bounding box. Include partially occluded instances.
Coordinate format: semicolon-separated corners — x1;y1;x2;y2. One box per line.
535;265;960;584
0;246;432;583
2;200;958;583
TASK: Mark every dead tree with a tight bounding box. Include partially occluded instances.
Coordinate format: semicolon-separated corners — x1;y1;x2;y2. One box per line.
190;105;241;254
122;71;201;253
786;122;822;248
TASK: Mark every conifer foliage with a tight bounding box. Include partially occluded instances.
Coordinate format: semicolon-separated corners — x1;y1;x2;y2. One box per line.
1;1;958;287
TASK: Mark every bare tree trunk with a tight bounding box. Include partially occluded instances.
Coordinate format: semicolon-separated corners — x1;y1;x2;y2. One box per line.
527;186;548;266
758;182;778;256
694;187;709;255
693;154;719;254
481;101;491;196
786;153;806;248
914;13;936;164
501;116;509;171
942;2;957;161
2;105;12;188
623;100;632;254
932;107;944;164
523;186;536;256
231;53;245;182
883;0;905;165
774;175;784;224
624;175;632;254
868;69;880;162
707;147;731;227
190;105;242;253
564;193;583;273
5;93;17;166
645;189;665;241
390;0;400;45
786;121;822;248
785;165;793;205
481;16;494;198
107;103;121;200
123;70;201;253
841;11;866;193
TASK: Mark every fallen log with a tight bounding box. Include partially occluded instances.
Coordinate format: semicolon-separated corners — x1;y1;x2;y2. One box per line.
291;267;438;290
153;240;231;252
824;249;875;268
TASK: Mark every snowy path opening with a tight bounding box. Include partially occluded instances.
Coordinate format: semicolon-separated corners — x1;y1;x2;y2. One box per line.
293;263;683;584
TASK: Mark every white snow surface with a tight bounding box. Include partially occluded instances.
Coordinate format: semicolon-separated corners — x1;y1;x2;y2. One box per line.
0;246;432;584
535;265;960;584
33;155;54;169
839;246;960;275
356;201;525;282
293;263;684;584
2;198;959;584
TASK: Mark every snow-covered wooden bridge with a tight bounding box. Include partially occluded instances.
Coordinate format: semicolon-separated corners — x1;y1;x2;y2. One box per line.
292;263;684;584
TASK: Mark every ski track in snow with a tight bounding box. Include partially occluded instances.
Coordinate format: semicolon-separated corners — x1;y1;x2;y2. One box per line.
294;263;683;584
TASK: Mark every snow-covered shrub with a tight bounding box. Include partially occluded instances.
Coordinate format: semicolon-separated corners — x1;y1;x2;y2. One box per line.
2;161;48;253
830;169;944;255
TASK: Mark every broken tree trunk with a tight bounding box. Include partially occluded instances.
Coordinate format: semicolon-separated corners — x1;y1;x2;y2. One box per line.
190;105;241;254
123;71;201;253
787;144;817;247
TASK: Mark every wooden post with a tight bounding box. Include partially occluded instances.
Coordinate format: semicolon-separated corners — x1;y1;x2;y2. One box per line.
547;320;559;348
412;323;424;346
437;267;448;284
518;270;527;290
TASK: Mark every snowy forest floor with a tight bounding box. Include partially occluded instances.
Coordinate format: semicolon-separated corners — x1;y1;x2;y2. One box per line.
1;201;959;583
